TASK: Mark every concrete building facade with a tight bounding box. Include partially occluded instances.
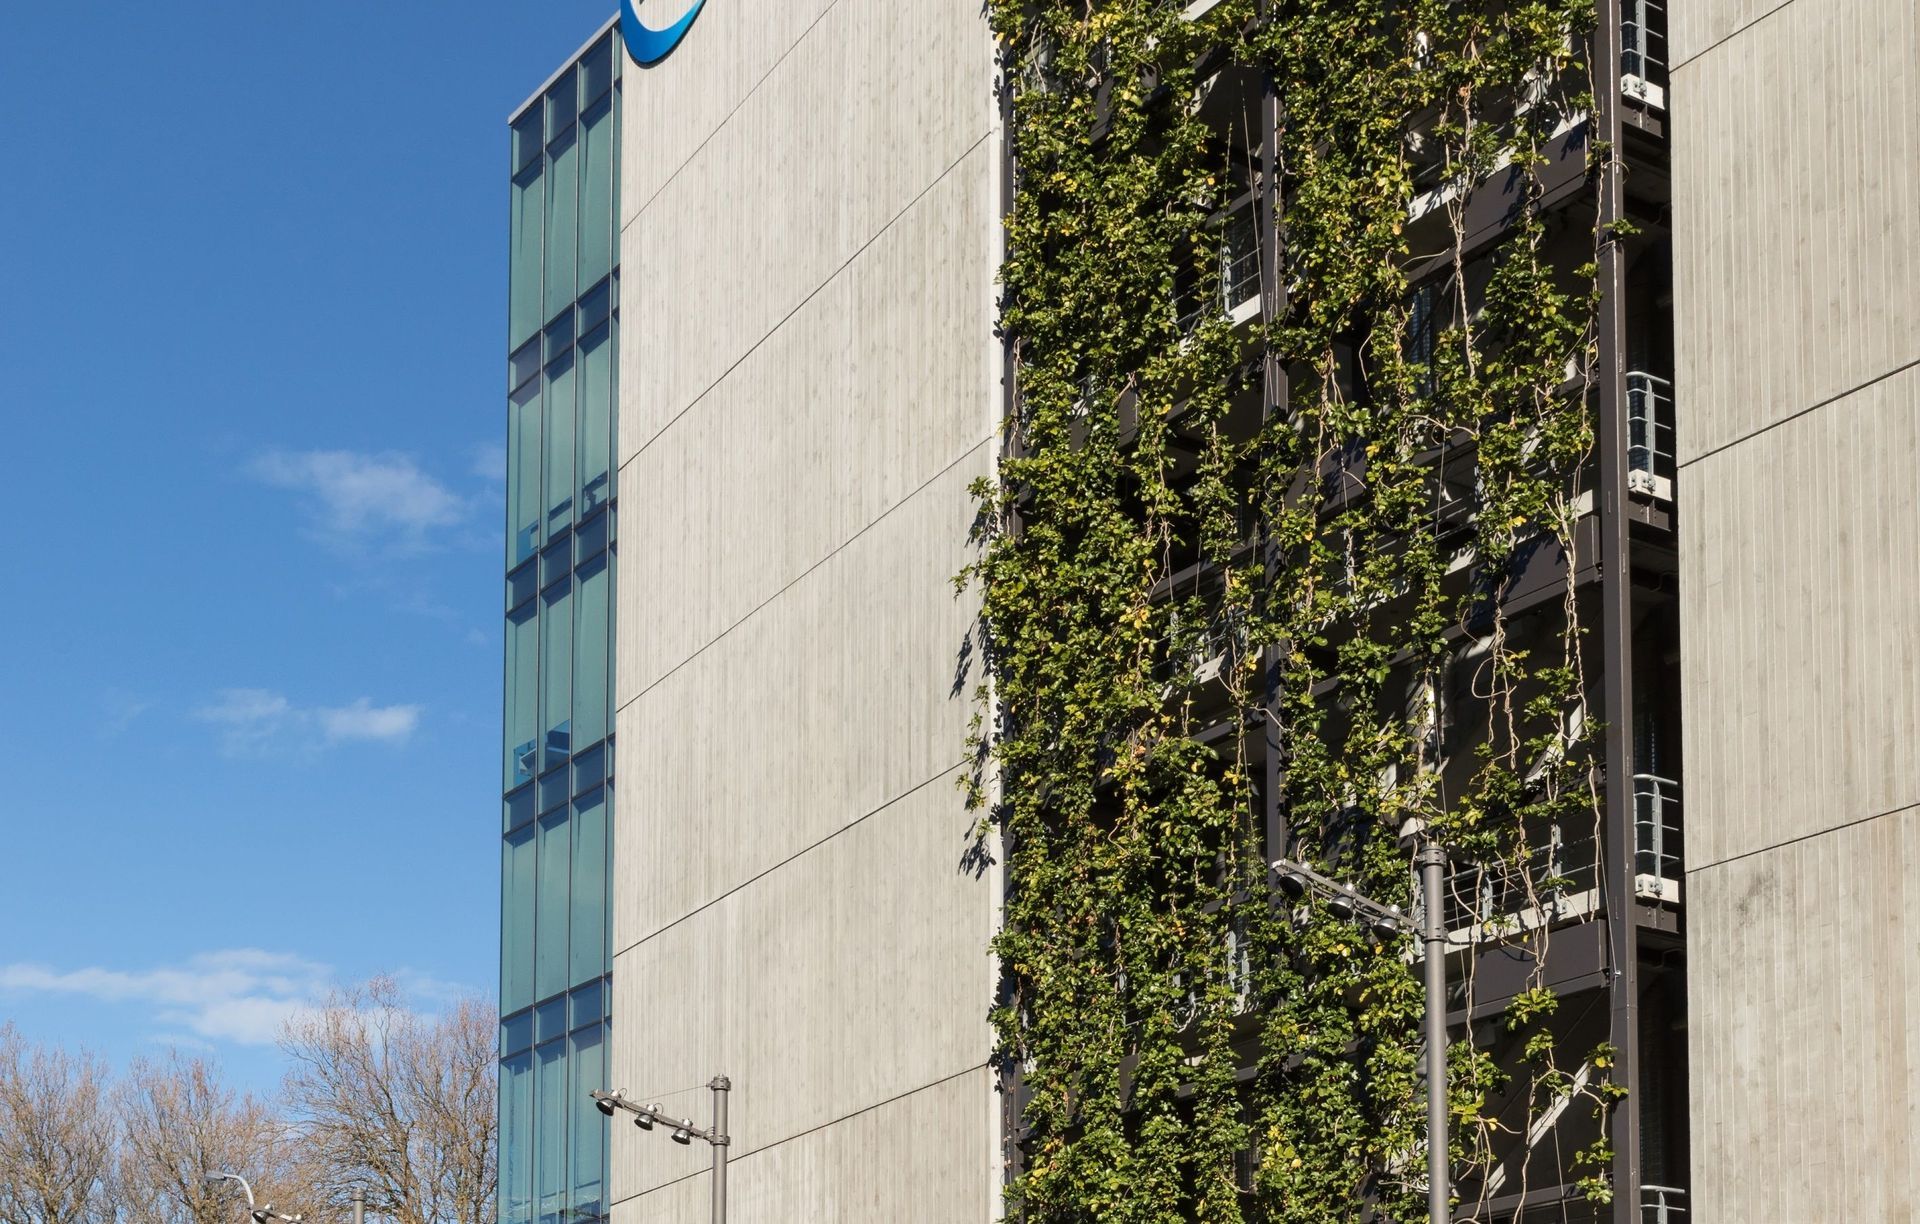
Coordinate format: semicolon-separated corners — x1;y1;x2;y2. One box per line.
607;2;1001;1220
1672;0;1920;1214
499;0;1920;1218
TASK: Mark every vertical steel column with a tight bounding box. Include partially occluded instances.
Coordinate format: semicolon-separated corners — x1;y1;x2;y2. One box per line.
1593;0;1642;1216
1420;842;1451;1224
350;1188;365;1224
1258;4;1288;860
710;1075;731;1224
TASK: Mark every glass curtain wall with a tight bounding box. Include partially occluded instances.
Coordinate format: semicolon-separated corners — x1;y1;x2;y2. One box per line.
501;24;619;1224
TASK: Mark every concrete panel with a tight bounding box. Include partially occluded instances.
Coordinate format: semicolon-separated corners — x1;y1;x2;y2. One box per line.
1679;366;1920;868
614;448;986;950
618;0;841;223
607;776;994;1201
618;0;993;464
1686;806;1920;1220
1670;0;1920;461
614;145;994;705
1670;0;1788;63
609;1069;996;1223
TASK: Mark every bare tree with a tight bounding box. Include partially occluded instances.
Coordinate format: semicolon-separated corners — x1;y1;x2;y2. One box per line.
0;1023;120;1224
117;1050;317;1224
280;977;496;1224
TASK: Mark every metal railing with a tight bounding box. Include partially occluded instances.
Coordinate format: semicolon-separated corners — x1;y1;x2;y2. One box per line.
1626;371;1675;501
1634;773;1684;892
1643;1184;1688;1223
1436;826;1601;936
1425;778;1685;936
1176;205;1263;333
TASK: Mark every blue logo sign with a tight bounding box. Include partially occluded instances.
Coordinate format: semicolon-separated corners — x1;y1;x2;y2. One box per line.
620;0;706;64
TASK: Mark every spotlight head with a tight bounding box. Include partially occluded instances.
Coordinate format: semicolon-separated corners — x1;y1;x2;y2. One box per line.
1369;909;1402;941
1326;893;1356;923
633;1110;654;1131
671;1127;693;1145
1276;869;1308;900
594;1091;621;1118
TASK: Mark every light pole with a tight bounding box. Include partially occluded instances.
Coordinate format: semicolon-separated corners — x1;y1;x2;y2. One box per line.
1273;841;1452;1224
593;1076;731;1224
204;1172;304;1223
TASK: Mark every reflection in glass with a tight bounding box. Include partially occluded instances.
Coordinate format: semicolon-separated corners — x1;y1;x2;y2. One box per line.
545;351;576;535
570;790;606;988
501;828;536;1014
541;580;572;773
509;163;544;347
501;1051;534;1224
535;1038;568;1224
508;381;542;567
545;126;578;324
505;604;538;790
578;324;612;519
536;810;570;1004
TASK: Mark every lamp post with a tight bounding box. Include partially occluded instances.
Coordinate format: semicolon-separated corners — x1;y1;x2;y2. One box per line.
593;1076;731;1224
204;1172;304;1223
1273;841;1452;1224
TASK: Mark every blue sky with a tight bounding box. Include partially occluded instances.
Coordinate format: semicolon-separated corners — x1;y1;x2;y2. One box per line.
0;2;621;1091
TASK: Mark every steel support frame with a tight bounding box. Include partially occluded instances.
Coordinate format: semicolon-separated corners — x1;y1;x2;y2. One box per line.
1258;3;1288;865
1593;0;1643;1216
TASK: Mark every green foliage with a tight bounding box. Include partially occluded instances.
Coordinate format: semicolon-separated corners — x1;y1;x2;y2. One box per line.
974;0;1621;1217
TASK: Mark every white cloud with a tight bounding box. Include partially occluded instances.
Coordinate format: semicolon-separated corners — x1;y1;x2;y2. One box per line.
468;441;507;483
0;951;334;1047
195;688;421;756
248;448;467;549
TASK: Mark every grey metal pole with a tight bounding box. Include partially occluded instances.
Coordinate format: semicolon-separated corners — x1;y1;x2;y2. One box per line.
350;1188;364;1224
709;1075;730;1224
1421;841;1450;1224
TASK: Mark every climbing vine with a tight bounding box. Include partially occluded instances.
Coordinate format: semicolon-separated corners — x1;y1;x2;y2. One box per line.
972;0;1623;1220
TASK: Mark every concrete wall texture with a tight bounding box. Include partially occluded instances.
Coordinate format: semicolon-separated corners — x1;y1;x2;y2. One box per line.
610;1;1001;1220
1674;0;1920;1213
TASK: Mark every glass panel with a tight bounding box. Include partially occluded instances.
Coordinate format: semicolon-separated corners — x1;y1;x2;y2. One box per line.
576;507;607;561
535;996;568;1045
505;602;538;791
540;579;572;773
570;789;607;988
579;277;611;334
507;562;536;614
541;533;571;593
578;323;612;519
581;36;614;105
573;744;605;796
544;351;576;535
546;68;577;140
501;1010;534;1056
500;1051;534;1224
509;162;544;348
570;1024;607;1218
510;335;542;392
508;380;542;567
539;768;568;817
535;809;570;1003
512;110;542;174
579;100;614;291
505;786;535;835
535;1039;568;1224
544;127;578;324
501;828;536;1014
569;979;605;1030
574;554;609;750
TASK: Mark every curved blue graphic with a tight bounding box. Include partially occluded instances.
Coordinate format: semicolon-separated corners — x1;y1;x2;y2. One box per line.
620;0;706;65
